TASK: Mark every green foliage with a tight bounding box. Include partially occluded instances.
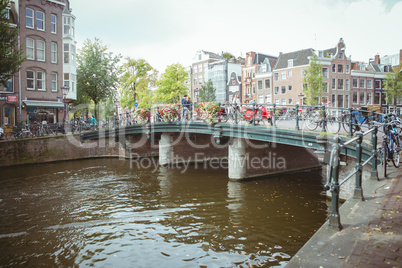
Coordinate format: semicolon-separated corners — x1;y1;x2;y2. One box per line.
222;52;234;60
199;79;216;102
0;0;25;85
104;97;117;117
76;38;121;119
153;63;189;104
383;64;402;105
302;54;324;106
119;58;158;109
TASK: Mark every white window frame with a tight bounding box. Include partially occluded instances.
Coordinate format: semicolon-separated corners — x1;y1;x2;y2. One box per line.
26;38;35;60
281;71;286;80
37;71;46;91
288;70;292;77
337;79;344;90
346;79;350;91
353;79;358;88
346;65;350;74
353;92;358;104
36;40;45;61
322;67;328;78
360;92;365;105
51;14;57;34
367;79;373;89
51;42;57;63
360;79;366;89
27;70;35;90
36;11;45;31
288;59;294;68
26;8;34;29
51;73;57;92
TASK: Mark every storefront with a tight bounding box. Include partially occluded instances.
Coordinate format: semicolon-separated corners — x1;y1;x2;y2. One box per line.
23;100;64;123
1;95;18;133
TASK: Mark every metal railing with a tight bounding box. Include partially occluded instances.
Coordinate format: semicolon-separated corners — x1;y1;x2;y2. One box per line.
323;126;379;230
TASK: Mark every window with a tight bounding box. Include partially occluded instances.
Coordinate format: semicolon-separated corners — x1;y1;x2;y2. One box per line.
360;79;365;89
64;73;70;88
367;79;373;89
26;8;34;28
332;78;336;90
281;99;286;105
64;17;70;35
0;77;13;92
346;79;350;91
338;64;343;73
266;94;271;103
332;64;336;73
353;79;358;88
375;80;381;89
322;96;328;105
323;82;328;93
252;83;255;94
64;43;69;63
257;80;263;90
275;99;279;105
26;38;34;60
337;79;344;90
345;95;349;107
36;11;44;31
322;68;328;78
27;70;35;90
258;95;264;104
281;72;286;80
274;86;279;94
51;73;57;92
51;42;57;63
360;92;365;105
265;79;270;89
288;85;292;91
332;94;336;107
274;73;279;81
367;92;372;105
288;98;293;104
374;92;380;104
288;59;294;68
346;65;350;74
37;71;45;91
302;68;307;77
339;52;344;60
36;40;45;61
281;86;286;94
337;95;344;108
51;14;57;34
353;92;358;104
288;70;292;77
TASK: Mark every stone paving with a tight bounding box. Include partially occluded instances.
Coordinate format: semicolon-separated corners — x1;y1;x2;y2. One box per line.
343;175;402;268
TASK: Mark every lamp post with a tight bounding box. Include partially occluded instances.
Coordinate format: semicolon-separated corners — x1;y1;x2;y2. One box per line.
61;86;70;134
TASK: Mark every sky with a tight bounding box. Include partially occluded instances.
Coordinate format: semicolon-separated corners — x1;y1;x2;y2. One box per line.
70;0;402;74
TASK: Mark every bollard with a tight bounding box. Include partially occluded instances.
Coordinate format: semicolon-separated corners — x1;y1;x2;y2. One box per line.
353;132;364;200
295;104;300;131
328;136;343;230
321;105;327;133
370;126;379;180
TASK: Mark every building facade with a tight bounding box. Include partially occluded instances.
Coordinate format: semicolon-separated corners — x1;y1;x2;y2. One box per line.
0;0;76;131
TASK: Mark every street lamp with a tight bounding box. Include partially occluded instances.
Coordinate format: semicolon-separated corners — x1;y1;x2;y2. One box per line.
61;86;70;134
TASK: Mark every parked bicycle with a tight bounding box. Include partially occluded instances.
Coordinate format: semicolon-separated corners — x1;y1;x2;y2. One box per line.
378;120;401;177
5;124;34;140
341;107;381;134
304;108;340;133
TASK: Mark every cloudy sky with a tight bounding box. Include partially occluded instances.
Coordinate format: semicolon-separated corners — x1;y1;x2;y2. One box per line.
70;0;401;73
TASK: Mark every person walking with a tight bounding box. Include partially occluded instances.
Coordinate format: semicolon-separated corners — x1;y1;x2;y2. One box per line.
90;115;98;130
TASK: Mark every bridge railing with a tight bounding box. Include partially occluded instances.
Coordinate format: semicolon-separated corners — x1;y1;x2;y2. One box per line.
323;126;379;230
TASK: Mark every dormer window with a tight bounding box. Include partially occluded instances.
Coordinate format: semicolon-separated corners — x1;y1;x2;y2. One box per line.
288;59;294;68
318;51;323;57
339;52;344;60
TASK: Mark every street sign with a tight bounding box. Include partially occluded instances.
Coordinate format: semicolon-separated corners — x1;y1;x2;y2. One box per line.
134;102;138;107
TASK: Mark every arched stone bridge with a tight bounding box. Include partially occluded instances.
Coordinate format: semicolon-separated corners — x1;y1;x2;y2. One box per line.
80;122;374;181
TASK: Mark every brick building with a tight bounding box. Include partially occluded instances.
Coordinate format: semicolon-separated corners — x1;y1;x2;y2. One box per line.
0;0;76;132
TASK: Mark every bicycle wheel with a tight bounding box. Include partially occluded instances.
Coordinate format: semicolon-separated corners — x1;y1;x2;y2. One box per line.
392;136;400;167
5;132;15;140
382;140;387;177
326;117;340;133
305;116;318;130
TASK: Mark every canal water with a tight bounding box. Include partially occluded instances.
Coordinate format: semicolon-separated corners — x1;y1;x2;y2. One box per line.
0;158;328;267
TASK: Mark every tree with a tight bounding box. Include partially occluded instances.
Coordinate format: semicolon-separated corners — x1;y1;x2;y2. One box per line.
302;54;324;106
0;0;25;85
77;38;121;119
383;63;402;106
119;58;158;109
222;52;234;60
199;79;216;102
153;63;188;104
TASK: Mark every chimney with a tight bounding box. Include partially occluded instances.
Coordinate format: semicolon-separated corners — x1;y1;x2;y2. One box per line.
374;54;380;64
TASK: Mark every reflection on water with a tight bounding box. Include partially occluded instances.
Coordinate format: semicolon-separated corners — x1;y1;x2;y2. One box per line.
0;159;327;267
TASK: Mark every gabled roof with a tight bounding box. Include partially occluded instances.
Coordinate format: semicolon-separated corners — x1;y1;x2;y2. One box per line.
203;50;222;60
368;63;394;73
253;53;277;68
274;48;315;70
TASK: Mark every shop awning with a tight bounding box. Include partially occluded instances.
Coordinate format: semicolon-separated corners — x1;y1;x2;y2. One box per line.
23;100;65;109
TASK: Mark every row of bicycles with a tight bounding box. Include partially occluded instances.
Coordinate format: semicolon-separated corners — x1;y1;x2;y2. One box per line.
3;122;63;140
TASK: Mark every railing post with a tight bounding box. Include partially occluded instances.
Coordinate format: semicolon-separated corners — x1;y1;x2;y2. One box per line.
348;108;353;137
234;103;238;124
321;105;327;133
252;103;256;125
190;102;193;122
354;132;364;200
370;126;379;180
328;136;343;230
273;103;276;128
295;104;300;131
